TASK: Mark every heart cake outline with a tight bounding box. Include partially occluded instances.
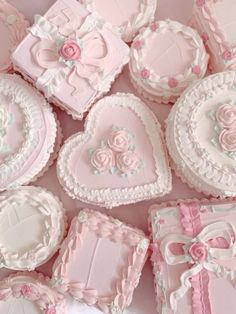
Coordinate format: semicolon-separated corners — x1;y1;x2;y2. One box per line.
57;93;172;208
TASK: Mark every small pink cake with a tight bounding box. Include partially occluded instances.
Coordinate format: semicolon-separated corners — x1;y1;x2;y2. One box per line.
166;71;236;197
0;186;66;271
193;0;236;72
80;0;157;42
0;74;60;191
0;272;65;313
129;20;208;103
12;0;130;120
52;209;149;314
0;0;28;73
57;93;172;208
149;199;236;314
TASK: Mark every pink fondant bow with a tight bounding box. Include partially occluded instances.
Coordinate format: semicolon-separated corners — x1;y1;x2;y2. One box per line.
160;221;236;311
29;14;110;97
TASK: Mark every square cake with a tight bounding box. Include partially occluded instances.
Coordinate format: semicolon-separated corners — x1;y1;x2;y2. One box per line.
52;209;149;314
12;0;129;119
193;0;236;72
149;199;236;314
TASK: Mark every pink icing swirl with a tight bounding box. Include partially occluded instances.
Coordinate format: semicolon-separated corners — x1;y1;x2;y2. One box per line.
222;50;232;61
45;308;56;314
59;39;81;61
219;129;236;152
20;285;33;297
189;242;208;262
216;104;236;129
116;151;140;173
91;147;115;172
107;130;130;152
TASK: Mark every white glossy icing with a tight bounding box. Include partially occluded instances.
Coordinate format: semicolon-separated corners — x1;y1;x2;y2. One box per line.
0;186;66;270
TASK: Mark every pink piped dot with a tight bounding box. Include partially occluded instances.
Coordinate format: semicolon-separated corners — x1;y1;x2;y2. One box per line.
133;40;143;50
140;69;150;79
168;78;178;88
192;65;201;75
222;50;232;61
201;32;209;43
150;22;158;32
196;0;205;7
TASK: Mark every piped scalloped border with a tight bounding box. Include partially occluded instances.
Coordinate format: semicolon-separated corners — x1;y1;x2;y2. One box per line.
165;71;236;197
0;186;67;271
52;208;149;314
193;0;236;72
81;0;157;42
129;19;208;103
57;93;172;208
0;74;58;190
0;271;65;314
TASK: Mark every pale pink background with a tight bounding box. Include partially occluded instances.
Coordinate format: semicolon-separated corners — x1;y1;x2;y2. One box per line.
5;0;200;313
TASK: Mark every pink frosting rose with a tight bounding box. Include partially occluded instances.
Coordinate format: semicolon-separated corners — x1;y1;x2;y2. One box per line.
59;39;81;61
108;130;130;152
189;242;208;262
219;129;236;152
116;151;140;173
216;104;236;129
20;285;33;297
91;147;115;172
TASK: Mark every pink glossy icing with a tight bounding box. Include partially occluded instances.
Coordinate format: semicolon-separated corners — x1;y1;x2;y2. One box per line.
91;147;115;172
216;104;236;129
116;151;140;173
219;129;236;152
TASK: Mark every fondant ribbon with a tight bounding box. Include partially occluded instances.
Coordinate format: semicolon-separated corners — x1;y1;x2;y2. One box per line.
29;14;110;97
160;221;236;311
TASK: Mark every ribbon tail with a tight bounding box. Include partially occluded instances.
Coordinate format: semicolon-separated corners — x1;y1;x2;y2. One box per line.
36;67;70;98
170;264;203;311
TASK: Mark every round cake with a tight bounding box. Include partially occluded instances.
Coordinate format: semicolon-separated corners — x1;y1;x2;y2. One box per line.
0;0;28;72
80;0;157;42
0;74;60;190
129;19;208;103
166;71;236;197
0;186;66;270
0;272;65;313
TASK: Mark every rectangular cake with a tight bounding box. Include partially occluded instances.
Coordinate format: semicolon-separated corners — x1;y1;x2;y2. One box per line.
149;199;236;314
12;0;129;120
193;0;236;72
52;209;149;314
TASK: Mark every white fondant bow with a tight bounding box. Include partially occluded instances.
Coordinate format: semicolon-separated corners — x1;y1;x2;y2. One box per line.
160;221;236;311
29;14;110;97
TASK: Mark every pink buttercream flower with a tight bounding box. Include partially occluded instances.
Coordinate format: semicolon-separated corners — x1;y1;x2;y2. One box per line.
189;242;208;262
168;78;178;88
216;104;236;129
219;129;236;152
20;285;33;298
133;40;143;50
91;147;115;172
59;39;81;61
150;22;158;32
108;130;130;153
116;151;140;173
192;65;201;75
222;50;232;61
201;32;209;43
196;0;205;7
140;68;150;79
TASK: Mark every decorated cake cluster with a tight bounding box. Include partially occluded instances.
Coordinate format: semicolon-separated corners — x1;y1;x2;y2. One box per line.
2;0;236;314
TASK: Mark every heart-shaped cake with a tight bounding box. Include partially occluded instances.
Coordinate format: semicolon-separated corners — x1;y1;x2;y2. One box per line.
57;93;171;208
